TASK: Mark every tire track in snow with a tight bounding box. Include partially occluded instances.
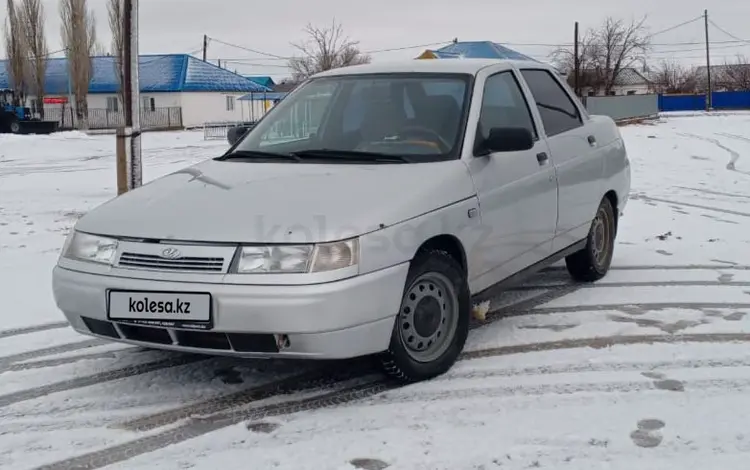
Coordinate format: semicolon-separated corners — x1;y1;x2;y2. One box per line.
675;185;750;200
32;380;399;470
630;194;750;218
6;347;142;372
30;333;750;470
677;132;742;172
542;264;750;271
461;332;750;360
0;338;108;371
117;360;374;432
443;355;750;382
512;302;750;316
510;280;750;290
0;354;209;409
0;322;69;340
370;377;750;405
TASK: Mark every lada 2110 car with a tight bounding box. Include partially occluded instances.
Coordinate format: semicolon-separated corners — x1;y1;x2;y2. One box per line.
53;58;631;383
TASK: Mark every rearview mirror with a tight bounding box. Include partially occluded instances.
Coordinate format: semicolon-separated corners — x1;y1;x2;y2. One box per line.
478;127;534;154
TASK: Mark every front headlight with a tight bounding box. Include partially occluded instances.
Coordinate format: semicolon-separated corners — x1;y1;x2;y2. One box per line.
63;231;118;265
235;238;359;274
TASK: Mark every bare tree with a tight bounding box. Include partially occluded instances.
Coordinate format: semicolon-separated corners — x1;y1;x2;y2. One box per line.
288;19;370;81
3;0;30;106
20;0;48;117
60;0;97;129
651;60;698;94
552;17;650;96
716;55;750;91
107;0;125;106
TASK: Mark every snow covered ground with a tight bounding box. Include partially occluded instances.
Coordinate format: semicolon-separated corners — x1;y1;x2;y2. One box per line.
1;112;750;469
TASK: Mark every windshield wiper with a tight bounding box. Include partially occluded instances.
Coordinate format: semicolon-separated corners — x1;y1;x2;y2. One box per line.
290;149;410;163
216;150;301;162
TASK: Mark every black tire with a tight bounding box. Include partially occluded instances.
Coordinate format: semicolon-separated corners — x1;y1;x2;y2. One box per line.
8;116;21;134
380;249;470;383
565;197;617;282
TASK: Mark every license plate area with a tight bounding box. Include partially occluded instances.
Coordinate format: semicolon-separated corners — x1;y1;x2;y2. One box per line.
107;289;213;330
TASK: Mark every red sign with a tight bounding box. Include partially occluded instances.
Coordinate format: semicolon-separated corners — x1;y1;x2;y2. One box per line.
44;97;68;104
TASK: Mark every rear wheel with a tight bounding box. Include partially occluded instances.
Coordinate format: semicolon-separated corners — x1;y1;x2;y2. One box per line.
565;197;616;282
380;250;470;383
8;117;21;134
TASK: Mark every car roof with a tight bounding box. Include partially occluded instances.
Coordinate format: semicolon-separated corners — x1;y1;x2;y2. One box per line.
312;59;549;78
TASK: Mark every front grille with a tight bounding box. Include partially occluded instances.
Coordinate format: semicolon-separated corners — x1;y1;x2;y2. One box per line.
118;252;225;272
80;317;280;353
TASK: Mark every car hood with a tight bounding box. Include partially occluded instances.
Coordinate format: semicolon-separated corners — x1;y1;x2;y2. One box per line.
75;159;477;243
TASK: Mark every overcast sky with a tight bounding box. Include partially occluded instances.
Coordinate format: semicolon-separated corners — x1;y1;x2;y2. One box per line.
2;0;750;79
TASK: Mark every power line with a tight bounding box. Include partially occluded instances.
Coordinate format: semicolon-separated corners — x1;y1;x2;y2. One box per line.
647;15;704;38
362;41;453;54
221;60;291;69
647;42;750;55
503;39;750;47
206;37;288;60
708;19;750;45
205;37;453;62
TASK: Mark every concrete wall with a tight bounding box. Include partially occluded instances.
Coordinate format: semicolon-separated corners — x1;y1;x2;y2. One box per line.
584;94;659;121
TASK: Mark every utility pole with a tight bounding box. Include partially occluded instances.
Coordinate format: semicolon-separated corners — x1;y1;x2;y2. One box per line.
202;34;208;62
704;9;712;111
116;0;142;194
573;21;581;98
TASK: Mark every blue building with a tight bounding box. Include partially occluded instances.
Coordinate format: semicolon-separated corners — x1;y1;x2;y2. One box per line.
0;54;271;128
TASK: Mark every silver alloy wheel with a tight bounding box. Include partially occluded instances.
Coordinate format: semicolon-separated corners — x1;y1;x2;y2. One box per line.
10;121;20;133
398;271;458;363
591;206;611;268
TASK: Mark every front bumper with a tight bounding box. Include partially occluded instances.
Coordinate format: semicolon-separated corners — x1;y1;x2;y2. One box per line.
52;263;409;359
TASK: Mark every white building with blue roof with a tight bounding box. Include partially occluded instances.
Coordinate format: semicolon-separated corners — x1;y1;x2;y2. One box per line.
0;53;271;129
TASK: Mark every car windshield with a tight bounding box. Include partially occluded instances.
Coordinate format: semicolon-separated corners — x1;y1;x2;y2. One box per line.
227;73;473;163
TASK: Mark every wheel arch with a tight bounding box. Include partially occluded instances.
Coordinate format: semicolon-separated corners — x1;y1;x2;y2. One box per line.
603;189;619;233
413;234;468;274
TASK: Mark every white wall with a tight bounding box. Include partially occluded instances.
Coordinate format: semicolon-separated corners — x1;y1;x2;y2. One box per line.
179;92;271;128
31;92;183;129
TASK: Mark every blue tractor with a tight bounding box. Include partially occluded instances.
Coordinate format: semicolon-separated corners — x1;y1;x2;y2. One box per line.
0;89;59;134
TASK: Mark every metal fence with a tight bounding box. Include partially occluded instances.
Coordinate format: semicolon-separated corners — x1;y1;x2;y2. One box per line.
659;90;750;112
582;94;659;121
202;121;254;140
42;107;183;131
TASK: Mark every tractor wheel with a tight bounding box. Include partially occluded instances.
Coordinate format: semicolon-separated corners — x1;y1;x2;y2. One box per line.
8;117;21;134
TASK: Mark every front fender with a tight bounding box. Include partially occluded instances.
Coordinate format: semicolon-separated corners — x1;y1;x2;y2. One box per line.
358;196;485;280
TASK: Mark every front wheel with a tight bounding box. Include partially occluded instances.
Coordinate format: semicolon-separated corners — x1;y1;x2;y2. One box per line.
379;250;470;383
565;197;616;282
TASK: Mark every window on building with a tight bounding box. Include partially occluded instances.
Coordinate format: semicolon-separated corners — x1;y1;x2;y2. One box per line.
520;69;583;137
106;97;119;112
29;99;40;114
226;95;235;111
142;97;155;112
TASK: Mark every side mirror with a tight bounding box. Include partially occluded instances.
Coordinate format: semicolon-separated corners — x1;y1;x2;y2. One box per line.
478;127;534;154
227;125;250;146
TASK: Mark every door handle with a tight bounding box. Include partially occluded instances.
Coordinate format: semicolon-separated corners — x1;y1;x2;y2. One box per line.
587;135;597;146
536;152;548;165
